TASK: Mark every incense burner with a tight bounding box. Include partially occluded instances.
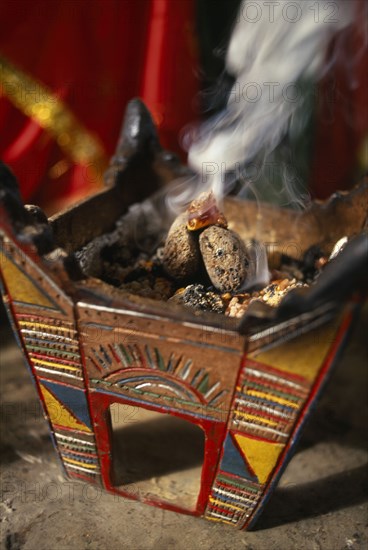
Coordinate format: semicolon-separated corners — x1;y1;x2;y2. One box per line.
1;100;367;529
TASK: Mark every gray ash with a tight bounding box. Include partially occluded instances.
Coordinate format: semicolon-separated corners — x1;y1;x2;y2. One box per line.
169;284;226;314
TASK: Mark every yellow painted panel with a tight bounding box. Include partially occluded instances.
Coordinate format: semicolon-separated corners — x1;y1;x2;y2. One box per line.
249;319;341;382
40;384;91;433
234;433;284;485
1;254;56;309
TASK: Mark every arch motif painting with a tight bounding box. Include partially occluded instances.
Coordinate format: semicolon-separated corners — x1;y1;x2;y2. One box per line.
87;340;229;417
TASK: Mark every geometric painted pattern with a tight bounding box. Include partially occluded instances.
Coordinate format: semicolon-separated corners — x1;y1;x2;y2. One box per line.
0;250;62;311
205;471;263;527
54;428;100;480
231;359;310;442
206;357;312;527
18;314;84;383
233;433;284;485
219;433;258;481
88;342;227;409
40;380;92;429
40;383;91;433
0;237;102;486
38;378;101;483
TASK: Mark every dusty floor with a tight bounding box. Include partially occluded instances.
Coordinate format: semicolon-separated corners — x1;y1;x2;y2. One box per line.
0;304;367;550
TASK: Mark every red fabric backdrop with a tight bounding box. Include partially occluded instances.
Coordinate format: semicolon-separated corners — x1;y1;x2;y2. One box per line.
0;0;199;212
1;0;366;211
309;0;368;198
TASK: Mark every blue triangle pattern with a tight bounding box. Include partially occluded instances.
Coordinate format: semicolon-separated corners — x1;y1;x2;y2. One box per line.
41;379;92;429
220;433;258;481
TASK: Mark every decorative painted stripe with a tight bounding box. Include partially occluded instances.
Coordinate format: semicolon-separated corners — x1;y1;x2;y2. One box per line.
63;457;98;469
23;334;79;347
58;441;97;453
207;502;243;518
64;463;100;475
18;321;76;334
21;329;78;344
237;393;296;414
54;433;96;446
116;375;199;402
243;381;303;403
206;512;238;525
108;344;123;367
217;472;261;493
61;451;99;464
243;376;307;400
233;405;290;424
209;497;245;513
89;356;104;374
29;352;81;367
114;344;130;368
232;418;289;438
16;313;73;325
34;367;83;380
91;348;110;370
60;448;98;459
233;410;281;428
244;358;311;384
90;379;222;413
245;367;308;391
204;381;220;400
26;345;80;358
208;390;228;406
245;389;300;409
234;397;294;419
212;487;257;507
31;359;81;372
216;480;260;499
206;506;243;524
206;472;264;528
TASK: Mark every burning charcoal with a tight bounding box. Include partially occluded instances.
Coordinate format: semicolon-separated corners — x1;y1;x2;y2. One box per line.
162;215;201;281
199;226;248;293
186;191;228;231
302;244;327;280
169;284;226;313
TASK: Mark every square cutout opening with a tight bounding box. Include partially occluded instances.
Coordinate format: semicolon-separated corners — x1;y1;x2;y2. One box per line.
109;402;205;510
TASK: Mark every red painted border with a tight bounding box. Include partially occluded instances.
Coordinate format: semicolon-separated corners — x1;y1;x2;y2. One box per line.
88;388;227;516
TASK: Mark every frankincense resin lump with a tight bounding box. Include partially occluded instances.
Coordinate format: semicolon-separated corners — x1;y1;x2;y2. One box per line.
199;226;248;293
163;192;249;292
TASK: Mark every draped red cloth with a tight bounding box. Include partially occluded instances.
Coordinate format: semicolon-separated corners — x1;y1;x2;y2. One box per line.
310;0;368;198
0;0;199;213
1;0;366;211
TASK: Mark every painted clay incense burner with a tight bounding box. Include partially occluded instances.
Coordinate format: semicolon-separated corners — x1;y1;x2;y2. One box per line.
1;100;367;529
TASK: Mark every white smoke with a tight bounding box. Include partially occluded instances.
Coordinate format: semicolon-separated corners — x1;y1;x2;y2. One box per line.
187;0;355;200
